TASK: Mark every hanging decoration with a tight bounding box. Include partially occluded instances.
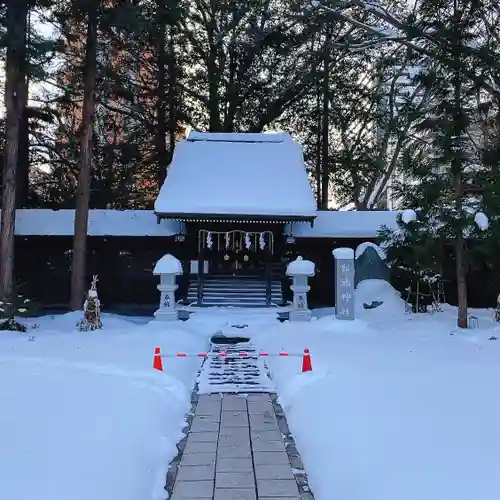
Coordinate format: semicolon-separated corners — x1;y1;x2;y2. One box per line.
225;232;230;249
259;232;266;250
245;232;251;250
244;255;249;262
206;231;213;249
224;254;230;261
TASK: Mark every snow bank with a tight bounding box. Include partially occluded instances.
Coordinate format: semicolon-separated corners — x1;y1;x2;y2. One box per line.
0;313;212;500
153;254;183;275
245;298;500;500
355;241;386;260
355;279;406;315
286;256;315;276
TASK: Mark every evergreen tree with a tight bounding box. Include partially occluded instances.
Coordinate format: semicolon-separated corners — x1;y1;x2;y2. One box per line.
385;0;495;327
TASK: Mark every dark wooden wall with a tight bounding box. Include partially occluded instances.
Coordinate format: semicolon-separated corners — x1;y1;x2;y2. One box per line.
15;236;182;312
13;235;495;314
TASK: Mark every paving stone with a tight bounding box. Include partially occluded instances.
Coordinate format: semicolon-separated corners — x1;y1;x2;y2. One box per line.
218;432;250;448
217;442;252;458
181;452;216;466
249;412;277;423
196;402;222;415
246;401;274;414
221;411;249;427
190;418;220;433
254;464;295;480
193;412;221;423
257;479;300;497
216;472;255;488
184;439;218;454
248;415;279;431
246;393;271;402
288;454;304;470
277;416;290;435
216;458;253;473
251;439;286;452
187;431;219;443
253;451;291;466
198;394;222;403
176;465;215;482
221;396;247;411
172;479;214;498
213;488;257;500
169;493;212;500
250;429;282;441
219;426;249;438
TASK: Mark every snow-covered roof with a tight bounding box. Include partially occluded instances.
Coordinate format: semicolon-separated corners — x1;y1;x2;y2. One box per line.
287;210;401;238
153;254;183;275
154;132;317;220
8;209;181;236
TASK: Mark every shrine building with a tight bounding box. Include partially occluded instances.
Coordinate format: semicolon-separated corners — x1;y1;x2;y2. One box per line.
11;131;403;313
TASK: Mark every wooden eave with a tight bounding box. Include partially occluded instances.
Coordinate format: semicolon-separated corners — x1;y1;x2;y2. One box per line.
155;212;316;226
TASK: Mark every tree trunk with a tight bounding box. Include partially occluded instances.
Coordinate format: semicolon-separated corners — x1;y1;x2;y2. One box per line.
156;0;168;186
320;27;330;209
167;24;177;164
0;0;28;303
312;34;321;209
70;4;98;310
455;235;468;328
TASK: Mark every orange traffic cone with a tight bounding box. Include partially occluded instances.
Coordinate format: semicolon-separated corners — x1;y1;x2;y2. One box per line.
302;348;312;373
153;347;163;371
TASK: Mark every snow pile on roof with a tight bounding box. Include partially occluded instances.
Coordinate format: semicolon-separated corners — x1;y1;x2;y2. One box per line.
475;212;489;231
286;256;315;276
153;254;183;275
287;210;401;238
401;209;417;224
333;247;355;260
155;132;317;218
355;242;386;260
7;209;181;236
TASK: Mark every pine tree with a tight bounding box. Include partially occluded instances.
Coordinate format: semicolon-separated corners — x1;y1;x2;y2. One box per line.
388;0;492;328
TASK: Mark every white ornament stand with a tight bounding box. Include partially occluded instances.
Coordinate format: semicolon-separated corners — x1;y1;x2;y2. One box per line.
153;254;183;322
286;256;315;322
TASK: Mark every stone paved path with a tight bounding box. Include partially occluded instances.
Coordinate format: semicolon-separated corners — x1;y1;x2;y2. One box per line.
169;393;305;500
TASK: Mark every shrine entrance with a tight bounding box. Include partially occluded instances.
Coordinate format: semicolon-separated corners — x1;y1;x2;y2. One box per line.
198;229;274;276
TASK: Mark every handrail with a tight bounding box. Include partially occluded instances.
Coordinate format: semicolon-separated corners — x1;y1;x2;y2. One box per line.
197;252;204;305
265;259;272;306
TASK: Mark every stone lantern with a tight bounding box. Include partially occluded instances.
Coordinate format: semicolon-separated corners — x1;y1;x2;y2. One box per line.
286;256;315;322
153;254;183;321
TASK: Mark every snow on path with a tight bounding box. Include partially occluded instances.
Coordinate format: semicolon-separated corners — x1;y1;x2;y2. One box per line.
197;342;275;394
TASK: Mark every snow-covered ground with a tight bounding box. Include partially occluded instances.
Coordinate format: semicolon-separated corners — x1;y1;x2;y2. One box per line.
249;280;500;500
0;313;212;500
1;280;499;500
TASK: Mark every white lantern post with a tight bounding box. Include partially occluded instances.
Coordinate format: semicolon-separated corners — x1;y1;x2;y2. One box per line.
153;254;183;321
286;256;315;322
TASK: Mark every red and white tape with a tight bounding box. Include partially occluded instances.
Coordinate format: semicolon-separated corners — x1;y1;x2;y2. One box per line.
159;351;300;358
